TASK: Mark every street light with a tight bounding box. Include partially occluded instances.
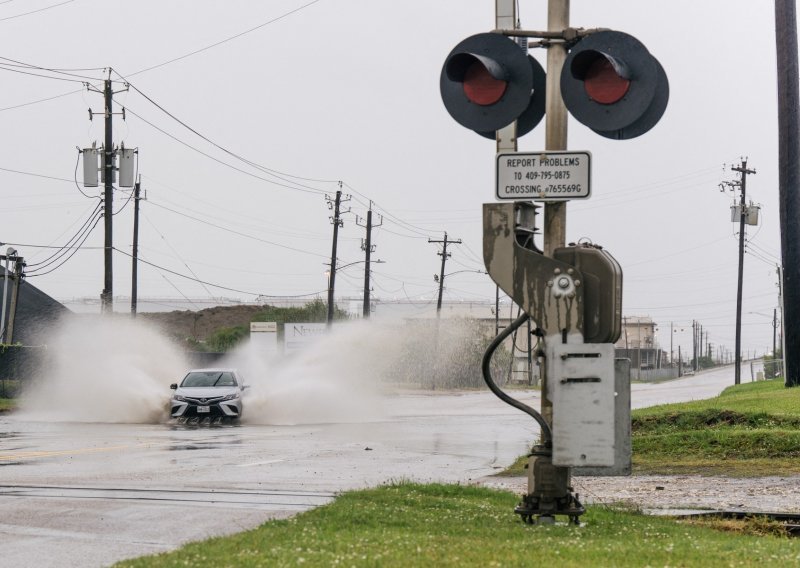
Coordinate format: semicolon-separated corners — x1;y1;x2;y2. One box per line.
432;269;488;313
337;259;385;272
326;259;385;321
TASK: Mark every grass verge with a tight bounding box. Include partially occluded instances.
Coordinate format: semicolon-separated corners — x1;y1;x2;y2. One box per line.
115;482;800;567
0;397;16;413
501;379;800;477
633;379;800;476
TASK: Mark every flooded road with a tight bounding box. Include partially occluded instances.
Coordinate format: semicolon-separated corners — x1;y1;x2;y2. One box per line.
0;365;744;567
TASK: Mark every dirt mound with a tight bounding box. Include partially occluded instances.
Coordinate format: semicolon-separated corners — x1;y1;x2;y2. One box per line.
140;304;265;342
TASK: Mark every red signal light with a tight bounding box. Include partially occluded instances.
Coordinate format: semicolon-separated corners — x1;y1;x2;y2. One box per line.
463;61;508;106
583;58;630;105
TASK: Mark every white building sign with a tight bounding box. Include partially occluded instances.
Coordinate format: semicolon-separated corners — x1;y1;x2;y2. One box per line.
284;322;326;354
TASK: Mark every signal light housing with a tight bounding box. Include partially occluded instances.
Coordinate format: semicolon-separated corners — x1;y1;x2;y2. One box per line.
440;33;546;138
560;30;669;140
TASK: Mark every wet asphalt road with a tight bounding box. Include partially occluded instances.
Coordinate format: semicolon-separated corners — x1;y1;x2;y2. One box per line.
0;365;745;567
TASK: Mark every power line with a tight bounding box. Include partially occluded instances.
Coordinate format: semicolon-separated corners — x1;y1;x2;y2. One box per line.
112;187;134;216
0;62;90;83
0;86;83;112
125;0;325;77
26;202;102;268
0;57;108;81
142;214;216;298
0;0;74;23
746;248;779;268
0;164;73;184
158;273;201;310
141;175;330;241
122;105;328;195
343;182;439;238
0;1;323;112
625;236;730;267
116;73;338;187
146;199;328;258
746;240;780;262
112;247;327;298
26;210;103;277
374;224;430;240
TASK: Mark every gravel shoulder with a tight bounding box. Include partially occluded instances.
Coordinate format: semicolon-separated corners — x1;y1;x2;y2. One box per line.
481;475;800;513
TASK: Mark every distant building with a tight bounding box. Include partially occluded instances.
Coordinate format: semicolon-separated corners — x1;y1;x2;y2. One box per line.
615;315;665;370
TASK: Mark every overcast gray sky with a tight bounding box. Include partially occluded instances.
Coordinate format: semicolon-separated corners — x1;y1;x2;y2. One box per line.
0;0;787;358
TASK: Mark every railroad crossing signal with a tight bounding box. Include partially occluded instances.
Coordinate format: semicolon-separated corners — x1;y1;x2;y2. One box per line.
561;30;669;140
439;32;546;138
440;30;668;140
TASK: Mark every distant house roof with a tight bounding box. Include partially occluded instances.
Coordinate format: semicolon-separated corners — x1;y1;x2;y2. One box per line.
1;268;70;345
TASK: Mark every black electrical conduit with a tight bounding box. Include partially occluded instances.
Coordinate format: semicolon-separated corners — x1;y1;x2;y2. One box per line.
481;312;553;448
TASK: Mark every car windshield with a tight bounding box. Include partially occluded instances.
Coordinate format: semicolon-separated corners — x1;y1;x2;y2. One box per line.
181;371;237;388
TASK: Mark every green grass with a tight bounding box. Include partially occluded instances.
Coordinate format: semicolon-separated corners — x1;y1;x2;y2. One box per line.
637;379;800;417
115;483;800;567
500;379;800;477
0;397;16;412
0;379;20;400
632;379;800;475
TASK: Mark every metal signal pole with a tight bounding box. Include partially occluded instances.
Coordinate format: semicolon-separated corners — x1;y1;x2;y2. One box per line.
542;0;570;425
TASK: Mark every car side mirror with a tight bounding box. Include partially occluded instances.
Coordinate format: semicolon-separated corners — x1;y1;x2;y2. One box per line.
170;383;178;390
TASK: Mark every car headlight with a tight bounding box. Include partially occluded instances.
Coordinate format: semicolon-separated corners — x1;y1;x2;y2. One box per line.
173;395;188;402
222;393;240;401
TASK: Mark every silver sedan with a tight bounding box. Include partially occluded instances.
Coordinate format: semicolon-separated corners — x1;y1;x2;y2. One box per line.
169;368;248;419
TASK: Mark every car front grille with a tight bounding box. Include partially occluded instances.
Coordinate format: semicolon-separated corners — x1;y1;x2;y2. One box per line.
184;396;225;405
183;405;228;417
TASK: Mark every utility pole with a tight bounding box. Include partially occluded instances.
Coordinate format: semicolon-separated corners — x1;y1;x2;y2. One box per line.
700;326;705;366
84;72;130;314
131;177;142;317
778;263;788;380
775;0;800;387
0;248;17;343
326;186;349;326
692;320;697;371
102;77;114;313
429;232;461;315
670;321;673;366
356;202;382;318
724;160;757;384
6;256;24;344
773;308;779;374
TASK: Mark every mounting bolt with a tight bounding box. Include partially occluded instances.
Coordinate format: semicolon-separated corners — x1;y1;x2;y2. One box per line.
574;279;581;287
567;268;575;275
557;277;571;289
554;268;561;275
